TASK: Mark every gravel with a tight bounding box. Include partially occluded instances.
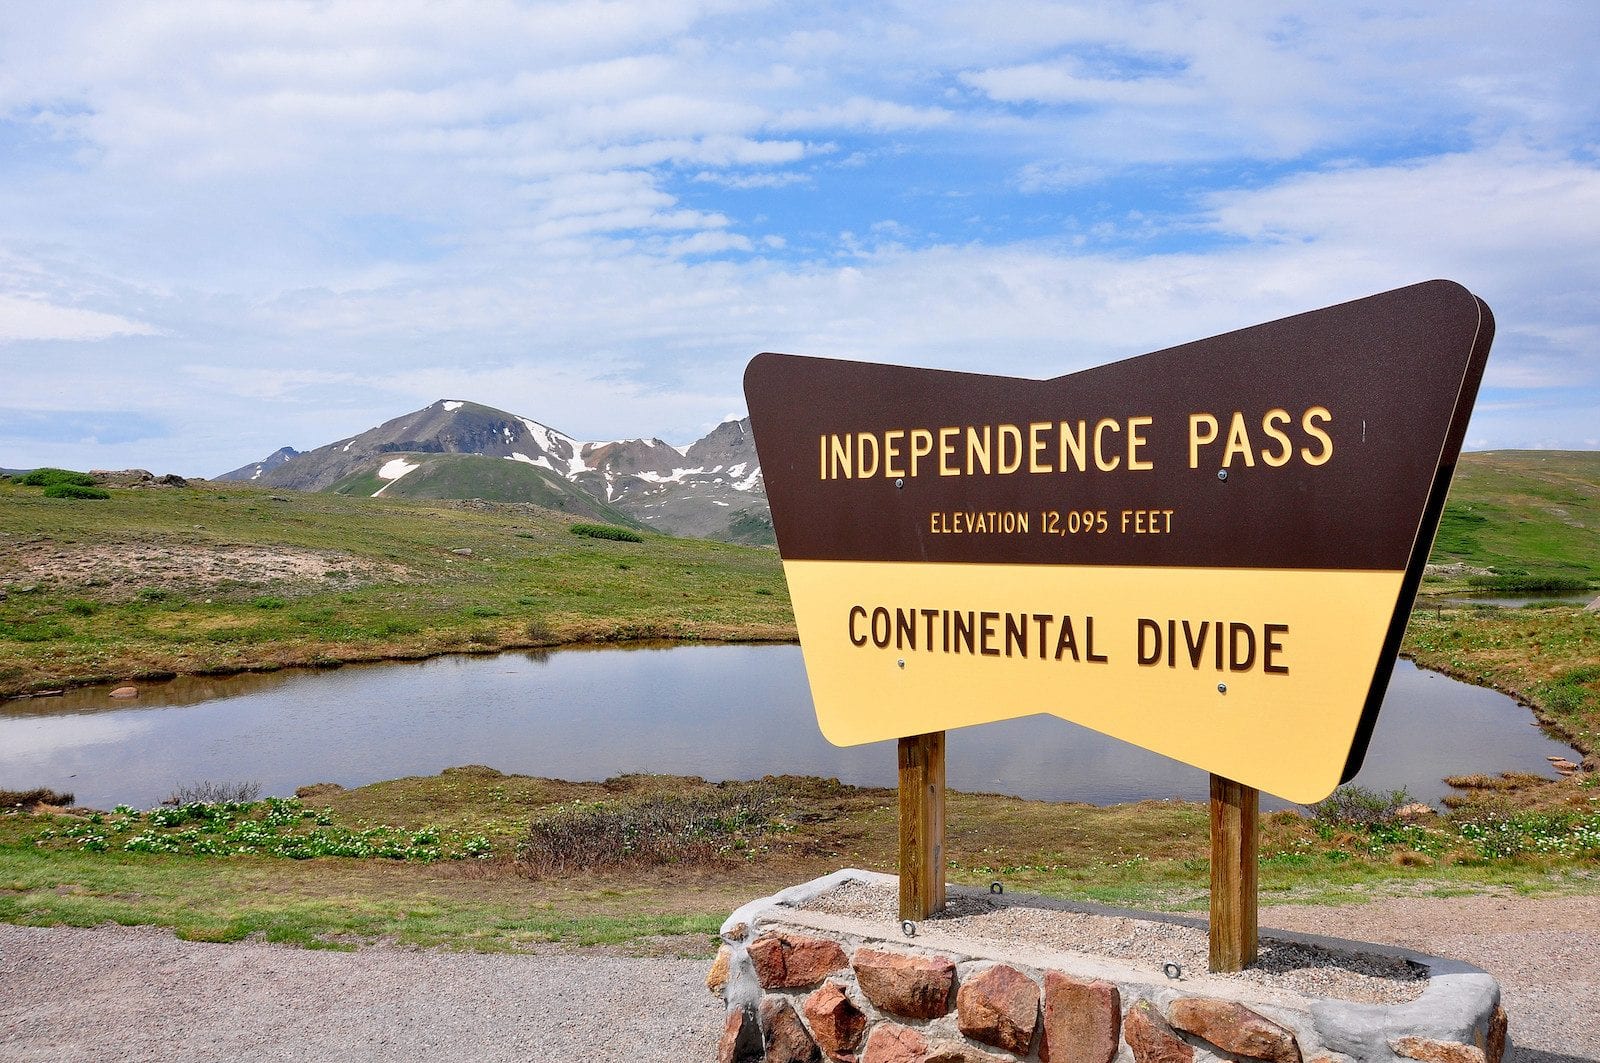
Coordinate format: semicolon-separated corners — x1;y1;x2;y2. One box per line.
0;924;721;1062
2;892;1596;1061
797;879;1427;1005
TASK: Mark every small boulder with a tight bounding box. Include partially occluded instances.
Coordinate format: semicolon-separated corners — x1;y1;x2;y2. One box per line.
853;947;955;1020
718;1005;764;1063
803;981;868;1061
750;932;850;990
1391;1037;1486;1063
862;1023;929;1063
761;995;822;1063
925;1040;1013;1063
1040;972;1119;1063
1486;1004;1508;1063
956;963;1039;1053
1168;998;1301;1063
1124;1000;1193;1063
109;686;139;699
707;945;731;995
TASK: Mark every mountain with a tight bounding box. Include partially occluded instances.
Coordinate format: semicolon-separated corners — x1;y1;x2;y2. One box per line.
215;446;300;482
226;400;772;543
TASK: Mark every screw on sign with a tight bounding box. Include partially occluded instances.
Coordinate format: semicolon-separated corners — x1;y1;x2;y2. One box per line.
746;281;1493;969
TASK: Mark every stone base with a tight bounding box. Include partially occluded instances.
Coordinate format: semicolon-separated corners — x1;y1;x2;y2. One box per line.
709;870;1506;1063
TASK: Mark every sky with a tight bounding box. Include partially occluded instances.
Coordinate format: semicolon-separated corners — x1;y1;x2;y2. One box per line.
2;1;1597;477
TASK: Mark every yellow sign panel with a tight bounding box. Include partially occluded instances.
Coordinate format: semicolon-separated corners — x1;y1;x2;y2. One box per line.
746;281;1495;803
787;561;1399;803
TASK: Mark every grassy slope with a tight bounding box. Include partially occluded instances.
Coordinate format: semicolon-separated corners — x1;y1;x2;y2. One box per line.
1430;450;1600;582
328;452;644;528
0;480;790;697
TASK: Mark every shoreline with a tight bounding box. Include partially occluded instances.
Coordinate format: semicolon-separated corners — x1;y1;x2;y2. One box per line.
8;626;1590;762
0;624;799;703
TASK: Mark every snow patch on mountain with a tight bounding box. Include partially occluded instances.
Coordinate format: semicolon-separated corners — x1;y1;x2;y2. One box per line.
506;451;557;473
372;458;420;496
636;467;704;484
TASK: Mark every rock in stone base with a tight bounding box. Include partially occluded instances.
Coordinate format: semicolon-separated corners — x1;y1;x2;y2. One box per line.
804;981;868;1061
925;1039;1014;1063
1169;998;1301;1063
762;995;822;1063
956;963;1039;1054
1391;1036;1486;1063
853;948;956;1020
1486;1005;1508;1063
1041;972;1120;1063
1124;1000;1193;1063
862;1023;929;1063
718;1005;763;1063
751;932;850;989
707;945;731;995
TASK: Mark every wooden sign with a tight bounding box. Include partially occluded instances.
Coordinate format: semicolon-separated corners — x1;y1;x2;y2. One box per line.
746;280;1493;804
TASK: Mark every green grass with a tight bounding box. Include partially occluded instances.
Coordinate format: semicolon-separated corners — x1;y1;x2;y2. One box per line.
0;480;792;696
3;767;1598;952
0;832;721;951
1429;451;1600;583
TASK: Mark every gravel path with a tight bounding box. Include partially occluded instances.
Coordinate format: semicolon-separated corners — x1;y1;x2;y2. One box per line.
1;892;1595;1062
0;925;722;1062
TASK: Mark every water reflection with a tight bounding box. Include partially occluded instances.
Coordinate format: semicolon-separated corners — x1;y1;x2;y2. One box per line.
1418;590;1596;609
0;645;1579;811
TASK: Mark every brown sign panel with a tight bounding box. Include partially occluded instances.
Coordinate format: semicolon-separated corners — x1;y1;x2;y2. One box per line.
745;280;1493;803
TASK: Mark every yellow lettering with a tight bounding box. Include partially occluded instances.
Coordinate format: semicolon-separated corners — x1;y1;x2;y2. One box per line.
1189;413;1218;468
830;434;852;479
1222;411;1256;468
966;425;991;475
1261;409;1292;467
856;431;879;478
1127;415;1153;471
938;427;959;476
1060;420;1088;472
1029;421;1051;473
883;430;905;478
1093;417;1121;472
909;428;933;477
998;424;1023;474
1301;406;1333;465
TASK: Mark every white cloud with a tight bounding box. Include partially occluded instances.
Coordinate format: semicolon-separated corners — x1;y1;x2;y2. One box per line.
0;296;158;343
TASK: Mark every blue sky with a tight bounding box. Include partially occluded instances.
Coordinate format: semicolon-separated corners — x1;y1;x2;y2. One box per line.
2;1;1597;475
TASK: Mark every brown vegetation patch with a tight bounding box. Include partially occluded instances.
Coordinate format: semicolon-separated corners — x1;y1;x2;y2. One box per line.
1;540;403;594
0;787;75;809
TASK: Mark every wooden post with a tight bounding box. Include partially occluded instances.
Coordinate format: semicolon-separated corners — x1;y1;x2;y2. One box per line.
898;731;946;922
1208;773;1259;972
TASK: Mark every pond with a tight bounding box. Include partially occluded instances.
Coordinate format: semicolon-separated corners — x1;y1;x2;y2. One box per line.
1418;590;1596;609
0;645;1580;812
